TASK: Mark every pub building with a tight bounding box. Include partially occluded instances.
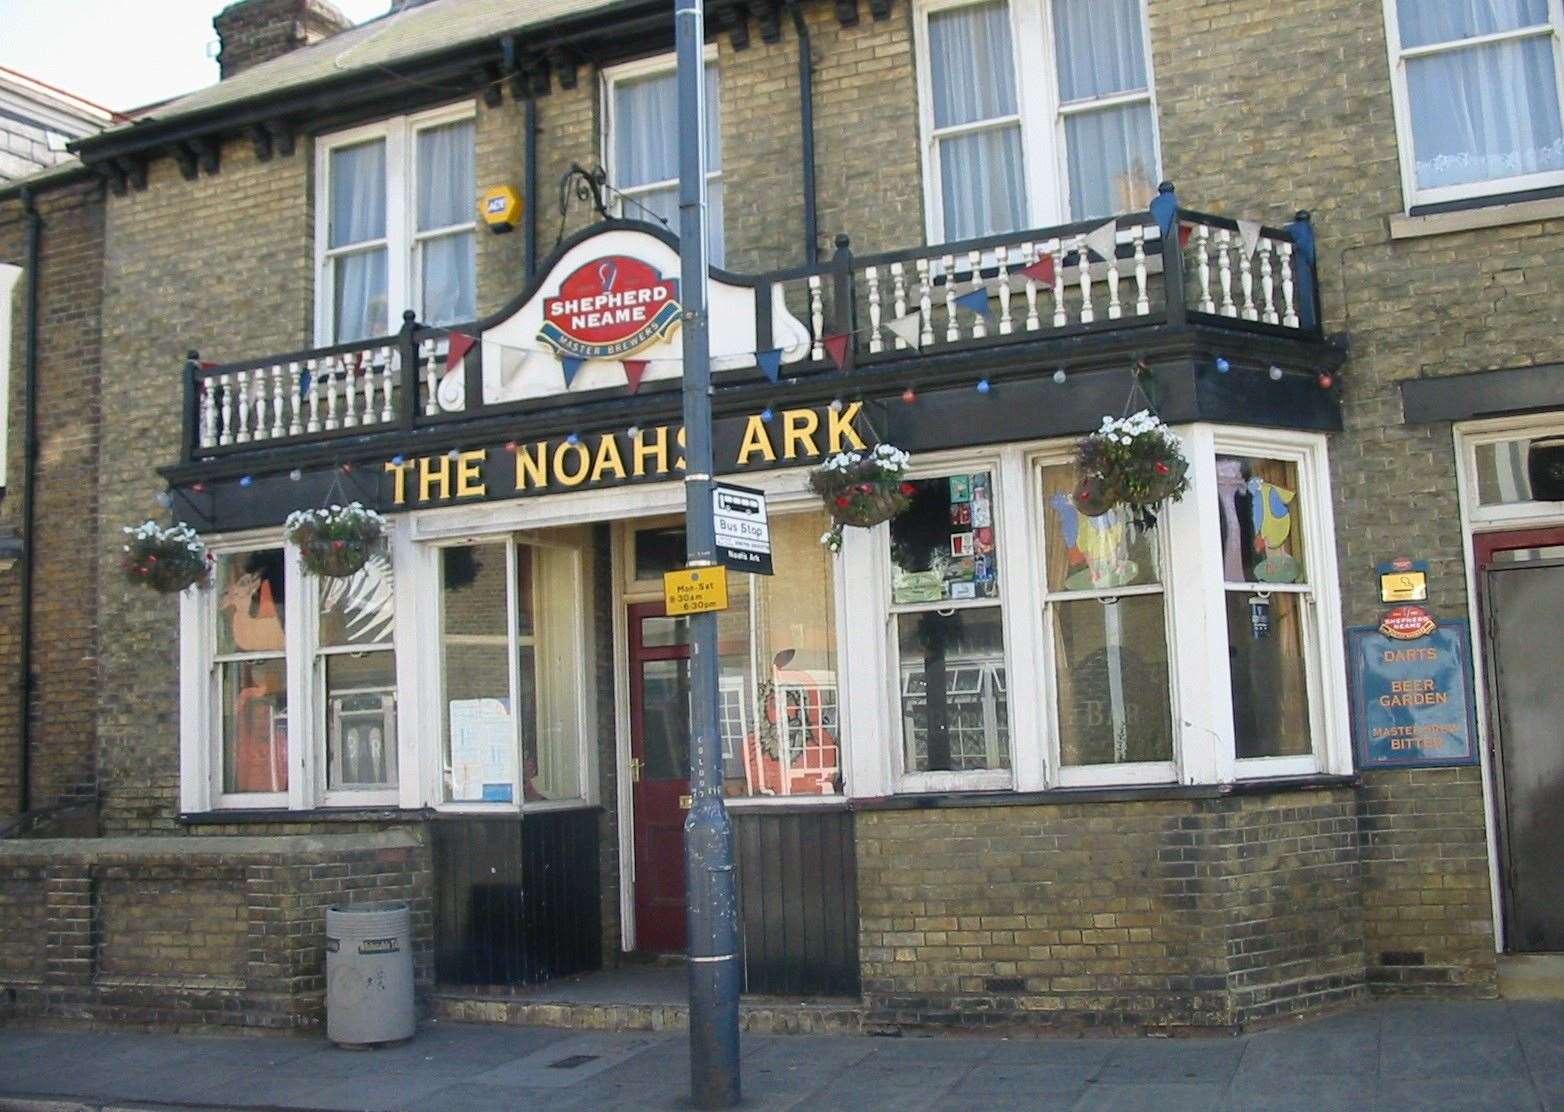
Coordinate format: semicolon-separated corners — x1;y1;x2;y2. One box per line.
3;0;1545;1036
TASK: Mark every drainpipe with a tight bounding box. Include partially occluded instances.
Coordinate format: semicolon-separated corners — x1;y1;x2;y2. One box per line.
525;93;539;277
14;187;41;817
787;0;819;266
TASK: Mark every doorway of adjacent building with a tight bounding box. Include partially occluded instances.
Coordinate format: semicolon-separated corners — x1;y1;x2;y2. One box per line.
1477;527;1564;953
627;600;691;954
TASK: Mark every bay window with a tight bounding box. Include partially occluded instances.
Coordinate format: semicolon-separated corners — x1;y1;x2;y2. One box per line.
315;105;477;343
1385;0;1564;206
916;0;1160;242
604;55;725;265
213;549;289;801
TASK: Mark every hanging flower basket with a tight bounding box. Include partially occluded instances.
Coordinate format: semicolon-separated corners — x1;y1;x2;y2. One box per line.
285;502;387;578
122;521;212;594
1073;410;1190;528
809;444;914;552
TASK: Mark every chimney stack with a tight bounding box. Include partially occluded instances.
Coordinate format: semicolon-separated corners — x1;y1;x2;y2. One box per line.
214;0;353;80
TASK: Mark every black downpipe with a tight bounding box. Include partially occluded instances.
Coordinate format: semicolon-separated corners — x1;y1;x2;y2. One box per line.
525;93;539;278
15;188;41;816
788;1;819;266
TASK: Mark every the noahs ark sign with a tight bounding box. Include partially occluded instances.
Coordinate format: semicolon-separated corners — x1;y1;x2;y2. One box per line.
538;255;682;360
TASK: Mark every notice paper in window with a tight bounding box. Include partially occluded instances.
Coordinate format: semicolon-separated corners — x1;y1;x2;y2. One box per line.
449;698;515;802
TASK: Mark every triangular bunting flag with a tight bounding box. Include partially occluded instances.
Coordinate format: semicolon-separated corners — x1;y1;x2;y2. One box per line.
883;312;922;352
622;359;648;394
1236;218;1263;258
1020;256;1055;287
1178;225;1192;249
1149;185;1179;242
1082;218;1118;263
756;348;783;382
954;285;991;317
446;331;476;369
560;355;585;387
822;333;852;372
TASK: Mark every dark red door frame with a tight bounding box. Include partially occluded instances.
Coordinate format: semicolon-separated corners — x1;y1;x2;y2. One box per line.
627;601;691;954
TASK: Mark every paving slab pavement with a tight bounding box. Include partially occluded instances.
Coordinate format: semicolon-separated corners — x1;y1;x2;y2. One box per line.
1;999;1559;1111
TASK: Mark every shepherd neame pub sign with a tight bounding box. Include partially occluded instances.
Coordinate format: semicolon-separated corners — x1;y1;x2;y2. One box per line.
537;256;683;361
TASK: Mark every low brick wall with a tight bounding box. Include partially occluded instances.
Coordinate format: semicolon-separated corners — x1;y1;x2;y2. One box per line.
856;787;1373;1033
0;830;433;1030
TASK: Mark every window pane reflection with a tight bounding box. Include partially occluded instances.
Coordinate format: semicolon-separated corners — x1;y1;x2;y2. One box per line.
1227;591;1311;758
1053;596;1171;765
898;608;1009;772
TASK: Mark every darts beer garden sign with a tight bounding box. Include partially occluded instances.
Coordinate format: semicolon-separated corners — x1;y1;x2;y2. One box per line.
537;256;682;360
1347;605;1478;769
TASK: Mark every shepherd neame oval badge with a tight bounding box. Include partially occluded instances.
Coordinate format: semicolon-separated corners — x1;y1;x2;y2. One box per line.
1380;604;1438;641
537;255;683;361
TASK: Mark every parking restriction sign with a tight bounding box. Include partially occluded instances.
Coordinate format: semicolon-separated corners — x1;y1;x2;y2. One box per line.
712;483;772;575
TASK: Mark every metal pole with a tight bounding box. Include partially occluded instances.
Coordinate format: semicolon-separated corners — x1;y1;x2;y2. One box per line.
676;0;741;1107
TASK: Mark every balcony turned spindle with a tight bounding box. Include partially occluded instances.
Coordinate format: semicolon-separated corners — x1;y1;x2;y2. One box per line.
1195;225;1214;314
361;352;378;426
422;339;439;415
1050;240;1067;328
219;373;234;445
967;251;987;339
235;372;251;443
997;247;1013;335
381;348;396;424
1022;242;1040;331
324;357;340;431
342;354;360;428
943;254;959;342
807;275;824;361
867;266;883;354
287;361;303;436
1239;239;1258;321
270;365;286;439
916;258;934;347
1279;241;1298;328
1077;235;1095;325
1258;241;1278;324
1217;228;1236;317
1106;243;1122;321
305;359;321;433
201;378;217;448
890;262;908;348
1132;226;1149;316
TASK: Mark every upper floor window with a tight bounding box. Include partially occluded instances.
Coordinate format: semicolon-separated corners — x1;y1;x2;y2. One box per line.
916;0;1159;242
315;105;476;344
1386;0;1564;206
603;54;725;265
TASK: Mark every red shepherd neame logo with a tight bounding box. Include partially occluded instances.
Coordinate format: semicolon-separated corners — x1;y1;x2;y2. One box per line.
538;255;682;360
1380;604;1438;641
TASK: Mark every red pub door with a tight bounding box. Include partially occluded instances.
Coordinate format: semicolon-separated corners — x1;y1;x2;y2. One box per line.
628;603;693;953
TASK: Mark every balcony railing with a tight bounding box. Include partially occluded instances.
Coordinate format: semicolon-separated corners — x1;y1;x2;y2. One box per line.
178;190;1322;468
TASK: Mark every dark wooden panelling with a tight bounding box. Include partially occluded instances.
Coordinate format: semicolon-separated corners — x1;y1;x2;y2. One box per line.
432;810;602;987
734;809;859;997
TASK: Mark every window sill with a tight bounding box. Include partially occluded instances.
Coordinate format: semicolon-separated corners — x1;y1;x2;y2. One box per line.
179;806;433;825
1390;192;1564;241
850;773;1358;811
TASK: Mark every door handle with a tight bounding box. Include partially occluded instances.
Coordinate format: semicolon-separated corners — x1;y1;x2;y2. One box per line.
629;757;643;783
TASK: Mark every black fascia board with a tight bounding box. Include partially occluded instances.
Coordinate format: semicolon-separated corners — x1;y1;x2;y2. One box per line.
69;0;707;168
158;321;1341;490
1400;363;1564;424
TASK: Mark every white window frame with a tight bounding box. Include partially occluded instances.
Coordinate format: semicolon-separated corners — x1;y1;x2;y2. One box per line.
1030;446;1180;788
883;450;1019;793
1382;0;1564;209
913;0;1162;244
600;49;723;259
0;264;20;492
180;525;420;813
313;101;477;345
428;531;598;815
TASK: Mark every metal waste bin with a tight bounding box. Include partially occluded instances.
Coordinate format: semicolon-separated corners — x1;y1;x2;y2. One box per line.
325;901;414;1047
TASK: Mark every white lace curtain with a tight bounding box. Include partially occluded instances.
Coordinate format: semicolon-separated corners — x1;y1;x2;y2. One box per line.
1399;0;1564;190
417;120;476;325
329;140;388;342
612;64;725;263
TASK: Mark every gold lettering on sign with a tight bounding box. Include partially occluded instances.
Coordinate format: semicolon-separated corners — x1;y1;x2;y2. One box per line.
737;415;777;464
633;426;668;477
515;443;548;490
591;435;628;482
456;449;487;497
555;440;590;487
385;461;411;506
675;425;686;471
782;409;819;459
828;401;866;452
419;455;451;502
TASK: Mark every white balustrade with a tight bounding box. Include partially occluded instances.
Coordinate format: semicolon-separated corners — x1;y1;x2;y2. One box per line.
942;254;958;343
305;359;321;433
1022;242;1040;331
381;348;396;424
916;259;934;347
1279;241;1298;328
808;276;824;361
890;262;908;348
1217;228;1237;317
1195;225;1214;314
1132;226;1149;316
422;340;439;416
867;266;883;354
1239;237;1257;321
1077;234;1095;325
235;372;251;444
997;247;1013;336
342;355;360;428
1258;241;1278;324
288;361;304;436
1106;242;1122;321
1050;239;1067;328
323;357;340;431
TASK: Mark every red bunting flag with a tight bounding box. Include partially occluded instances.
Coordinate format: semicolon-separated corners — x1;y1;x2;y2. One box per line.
1178;225;1192;249
622;359;649;394
446;331;476;368
822;332;852;372
1020;256;1055;286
